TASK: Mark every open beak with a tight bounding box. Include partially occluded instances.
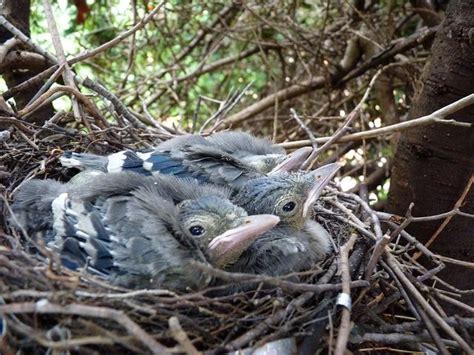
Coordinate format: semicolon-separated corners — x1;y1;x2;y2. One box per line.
269;147;313;174
302;163;342;218
207;214;280;268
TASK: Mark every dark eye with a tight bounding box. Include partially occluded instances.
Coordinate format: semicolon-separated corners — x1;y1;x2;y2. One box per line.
282;201;296;212
189;225;205;236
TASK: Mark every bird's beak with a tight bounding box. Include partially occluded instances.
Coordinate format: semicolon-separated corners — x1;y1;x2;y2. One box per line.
269;147;313;174
302;163;341;218
207;214;280;268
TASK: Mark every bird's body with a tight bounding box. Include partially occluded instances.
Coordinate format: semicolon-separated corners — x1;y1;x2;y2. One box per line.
60;131;312;188
230;220;331;276
11;172;280;291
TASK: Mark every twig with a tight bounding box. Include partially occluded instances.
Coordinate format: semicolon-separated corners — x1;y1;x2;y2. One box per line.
378;317;474;332
26;64;65;106
168;316;201;355
42;0;83;121
332;190;383;240
199;82;253;133
351;332;460;348
227;260;339;350
0;15;57;63
434;292;474;315
414;174;474;259
223;26;437;127
290;108;317;169
82;77;150;129
312;68;384;163
364;234;390;280
334;233;358;355
0;37;20;63
365;203;415;280
1;65;58;100
18;85;104;125
435;255;474;269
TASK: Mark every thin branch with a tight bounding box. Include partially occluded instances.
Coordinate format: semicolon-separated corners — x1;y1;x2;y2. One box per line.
290;108;317;169
414;174;474;259
279;93;474;149
42;0;83;121
334;233;358;355
0;15;57;63
168;316;201;355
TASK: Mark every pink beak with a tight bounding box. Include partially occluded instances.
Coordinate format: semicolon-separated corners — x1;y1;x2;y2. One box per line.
302;163;342;218
207;214;280;268
269;147;313;174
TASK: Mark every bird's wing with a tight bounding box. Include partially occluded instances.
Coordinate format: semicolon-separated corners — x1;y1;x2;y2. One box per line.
139;150;194;177
179;144;263;187
61;150;153;175
207;131;285;155
51;193;114;273
60;151;109;172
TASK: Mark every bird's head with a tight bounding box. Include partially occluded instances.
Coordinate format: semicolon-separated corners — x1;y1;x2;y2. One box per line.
206;131;312;174
176;196;280;268
239;146;313;174
233;163;341;229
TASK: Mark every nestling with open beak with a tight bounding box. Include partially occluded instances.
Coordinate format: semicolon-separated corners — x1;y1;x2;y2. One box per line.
11;173;280;291
228;163;341;278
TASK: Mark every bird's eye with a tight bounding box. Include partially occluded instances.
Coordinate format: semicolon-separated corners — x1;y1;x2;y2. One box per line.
282;201;296;212
189;225;205;236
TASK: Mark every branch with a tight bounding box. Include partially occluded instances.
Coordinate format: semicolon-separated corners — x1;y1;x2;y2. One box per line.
334;233;358;355
279;92;474;149
42;0;83;121
168;317;201;355
414;174;474;259
0;50;49;73
0;15;57;64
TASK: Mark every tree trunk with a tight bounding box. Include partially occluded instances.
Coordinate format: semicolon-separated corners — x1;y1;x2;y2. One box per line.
387;0;474;307
0;0;54;126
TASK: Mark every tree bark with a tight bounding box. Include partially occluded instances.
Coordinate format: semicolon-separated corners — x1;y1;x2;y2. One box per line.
387;0;474;307
0;0;54;126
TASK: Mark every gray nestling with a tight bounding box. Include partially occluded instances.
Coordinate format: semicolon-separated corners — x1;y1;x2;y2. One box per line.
228;163;341;278
11;173;280;291
59;131;312;188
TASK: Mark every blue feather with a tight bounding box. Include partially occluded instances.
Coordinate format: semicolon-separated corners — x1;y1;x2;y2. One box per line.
144;153;195;177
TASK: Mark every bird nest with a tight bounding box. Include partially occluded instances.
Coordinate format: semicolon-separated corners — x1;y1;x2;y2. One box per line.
1;125;473;355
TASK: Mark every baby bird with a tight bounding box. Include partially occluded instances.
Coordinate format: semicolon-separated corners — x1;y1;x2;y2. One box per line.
11;173;280;291
60;131;312;188
228;163;341;277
